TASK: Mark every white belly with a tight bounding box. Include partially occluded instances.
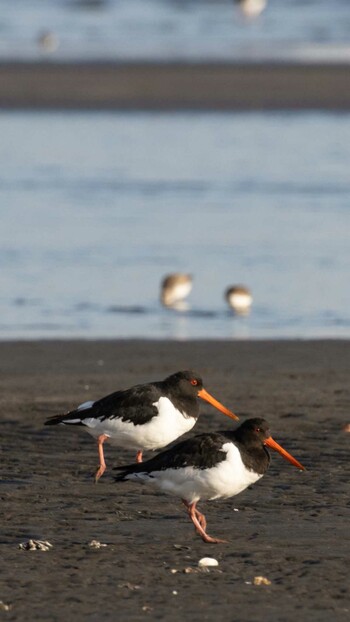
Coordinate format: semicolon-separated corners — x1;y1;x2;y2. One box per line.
128;442;263;503
81;396;197;451
227;292;252;312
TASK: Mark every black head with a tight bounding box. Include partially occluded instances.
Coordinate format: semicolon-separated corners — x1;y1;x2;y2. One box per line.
163;370;203;395
163;371;238;420
235;418;270;445
235;418;305;471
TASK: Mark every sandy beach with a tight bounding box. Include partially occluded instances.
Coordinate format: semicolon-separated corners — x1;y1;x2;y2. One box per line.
1;339;349;620
1;61;350;109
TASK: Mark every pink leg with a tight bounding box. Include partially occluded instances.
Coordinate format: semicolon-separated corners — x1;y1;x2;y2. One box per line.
182;499;207;530
95;434;109;482
195;508;207;531
183;500;227;544
182;500;206;530
135;450;143;463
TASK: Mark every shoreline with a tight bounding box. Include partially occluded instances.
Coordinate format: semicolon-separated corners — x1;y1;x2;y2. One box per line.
1;61;350;110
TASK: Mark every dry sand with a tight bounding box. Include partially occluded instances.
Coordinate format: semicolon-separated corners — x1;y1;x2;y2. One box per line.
1;339;349;621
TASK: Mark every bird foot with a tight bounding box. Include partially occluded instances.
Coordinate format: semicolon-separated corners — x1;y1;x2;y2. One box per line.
94;465;106;483
200;535;228;544
193;523;228;544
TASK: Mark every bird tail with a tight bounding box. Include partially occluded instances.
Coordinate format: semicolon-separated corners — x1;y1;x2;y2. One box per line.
113;461;146;481
44;411;83;426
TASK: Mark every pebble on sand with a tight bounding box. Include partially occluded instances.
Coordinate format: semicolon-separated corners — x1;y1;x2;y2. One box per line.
253;576;272;586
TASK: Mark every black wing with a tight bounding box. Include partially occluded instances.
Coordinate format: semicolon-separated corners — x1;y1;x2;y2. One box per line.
45;383;161;427
114;432;229;479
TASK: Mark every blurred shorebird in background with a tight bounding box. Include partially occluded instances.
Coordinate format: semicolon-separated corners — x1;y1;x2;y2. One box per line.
160;273;193;310
37;30;59;53
67;0;107;8
225;285;253;315
234;0;267;19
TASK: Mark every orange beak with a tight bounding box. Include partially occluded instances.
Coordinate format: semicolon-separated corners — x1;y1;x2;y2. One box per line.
197;388;239;421
264;436;305;471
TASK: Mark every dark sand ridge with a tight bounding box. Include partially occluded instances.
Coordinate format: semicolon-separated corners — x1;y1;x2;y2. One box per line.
1;340;349;621
1;61;350;109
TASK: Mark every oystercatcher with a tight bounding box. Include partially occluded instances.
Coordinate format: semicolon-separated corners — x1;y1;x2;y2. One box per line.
45;370;237;482
114;418;305;544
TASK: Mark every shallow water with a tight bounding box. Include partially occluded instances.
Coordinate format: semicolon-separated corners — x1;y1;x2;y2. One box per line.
1;110;350;339
1;0;350;62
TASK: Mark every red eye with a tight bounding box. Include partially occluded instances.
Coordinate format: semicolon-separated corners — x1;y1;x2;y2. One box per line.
255;428;261;433
191;379;198;386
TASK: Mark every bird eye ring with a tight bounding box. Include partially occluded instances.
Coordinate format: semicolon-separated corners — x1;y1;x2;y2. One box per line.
190;379;198;386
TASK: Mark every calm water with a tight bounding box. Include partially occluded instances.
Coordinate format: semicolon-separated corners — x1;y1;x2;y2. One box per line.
1;0;350;62
1;110;350;339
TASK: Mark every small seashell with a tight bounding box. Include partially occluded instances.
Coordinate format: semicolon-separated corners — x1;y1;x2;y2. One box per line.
342;423;350;433
88;540;107;549
172;591;178;595
170;568;178;574
183;567;197;574
118;582;141;591
173;544;190;550
253;576;272;586
0;601;11;612
18;539;53;551
198;557;219;568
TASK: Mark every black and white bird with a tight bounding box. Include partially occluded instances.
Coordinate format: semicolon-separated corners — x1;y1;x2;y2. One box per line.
114;418;305;544
45;370;238;482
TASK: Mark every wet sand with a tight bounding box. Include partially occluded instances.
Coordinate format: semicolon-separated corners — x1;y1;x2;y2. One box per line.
1;61;350;109
1;339;349;621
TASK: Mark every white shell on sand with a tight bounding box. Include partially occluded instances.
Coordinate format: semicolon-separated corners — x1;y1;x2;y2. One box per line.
18;539;53;551
88;540;107;549
198;557;219;568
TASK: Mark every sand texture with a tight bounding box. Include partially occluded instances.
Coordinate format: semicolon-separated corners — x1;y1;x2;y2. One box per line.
1;339;349;621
